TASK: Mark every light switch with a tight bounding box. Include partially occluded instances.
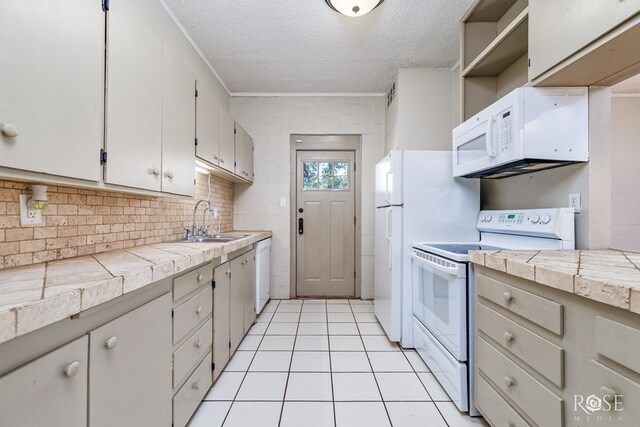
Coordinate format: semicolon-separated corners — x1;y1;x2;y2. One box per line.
280;197;287;207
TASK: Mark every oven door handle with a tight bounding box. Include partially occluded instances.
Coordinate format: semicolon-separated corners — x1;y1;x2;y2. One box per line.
411;251;464;278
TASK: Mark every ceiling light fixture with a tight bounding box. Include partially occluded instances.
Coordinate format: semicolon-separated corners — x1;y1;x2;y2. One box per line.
325;0;385;17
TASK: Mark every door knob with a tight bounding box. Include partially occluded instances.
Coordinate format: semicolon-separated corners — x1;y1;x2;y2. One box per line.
0;122;18;138
63;361;81;378
104;336;118;350
298;218;304;235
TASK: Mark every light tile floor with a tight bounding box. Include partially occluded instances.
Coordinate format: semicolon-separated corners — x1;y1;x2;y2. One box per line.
189;299;488;427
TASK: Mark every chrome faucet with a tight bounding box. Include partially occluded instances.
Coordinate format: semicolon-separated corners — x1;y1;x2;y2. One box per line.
187;200;211;241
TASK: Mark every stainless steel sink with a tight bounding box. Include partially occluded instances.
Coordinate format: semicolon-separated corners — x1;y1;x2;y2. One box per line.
174;233;250;244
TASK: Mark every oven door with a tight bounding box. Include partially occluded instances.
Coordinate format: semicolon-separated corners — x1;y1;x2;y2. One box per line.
411;249;468;361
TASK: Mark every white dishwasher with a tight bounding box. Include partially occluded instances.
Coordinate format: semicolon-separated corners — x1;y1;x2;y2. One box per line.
255;238;271;314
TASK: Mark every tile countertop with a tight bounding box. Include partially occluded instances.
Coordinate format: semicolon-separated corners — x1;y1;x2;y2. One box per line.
470;249;640;315
0;231;272;345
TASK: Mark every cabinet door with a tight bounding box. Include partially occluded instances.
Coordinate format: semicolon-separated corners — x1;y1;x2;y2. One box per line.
234;125;248;178
229;256;245;355
246;134;255;182
244;250;257;333
0;1;104;181
218;109;235;173
196;84;220;166
89;293;172;427
529;0;640;79
0;336;88;427
105;0;163;191
162;45;195;197
213;263;230;380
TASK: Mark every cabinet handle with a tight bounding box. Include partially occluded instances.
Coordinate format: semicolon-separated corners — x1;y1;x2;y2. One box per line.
151;168;160;176
503;291;514;303
192;381;201;390
164;171;174;179
601;387;617;402
196;273;203;281
504;376;515;387
195;339;203;348
63;361;81;378
0;122;18;138
214;155;219;160
504;332;514;343
220;158;225;164
195;306;203;315
104;336;118;350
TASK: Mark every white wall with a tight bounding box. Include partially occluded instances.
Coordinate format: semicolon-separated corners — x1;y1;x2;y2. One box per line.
611;96;640;250
231;97;386;299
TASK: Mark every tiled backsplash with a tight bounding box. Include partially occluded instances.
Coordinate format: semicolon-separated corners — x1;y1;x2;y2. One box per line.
0;172;233;269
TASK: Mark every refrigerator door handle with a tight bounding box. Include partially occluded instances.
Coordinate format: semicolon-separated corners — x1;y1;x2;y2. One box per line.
385;171;392;205
385;207;393;270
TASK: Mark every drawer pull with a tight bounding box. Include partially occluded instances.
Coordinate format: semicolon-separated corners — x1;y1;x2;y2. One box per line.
63;361;81;378
192;381;201;391
104;336;118;350
195;339;203;348
601;386;617;402
0;122;18;138
195;306;203;315
504;332;515;343
503;291;514;303
196;273;203;282
504;376;515;388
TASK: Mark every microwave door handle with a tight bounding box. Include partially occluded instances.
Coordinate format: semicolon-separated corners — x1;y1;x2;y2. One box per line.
486;116;497;158
410;251;462;277
386;208;393;270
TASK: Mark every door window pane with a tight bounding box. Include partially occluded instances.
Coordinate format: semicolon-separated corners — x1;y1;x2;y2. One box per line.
302;160;350;191
303;162;319;190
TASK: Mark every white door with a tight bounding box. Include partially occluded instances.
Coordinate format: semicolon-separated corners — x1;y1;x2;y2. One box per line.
0;0;104;181
195;83;220;166
296;151;356;297
161;45;195;196
234;125;247;177
105;0;163;191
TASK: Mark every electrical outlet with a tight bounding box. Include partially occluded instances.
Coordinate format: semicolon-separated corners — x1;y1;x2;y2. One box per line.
568;193;581;214
19;194;42;226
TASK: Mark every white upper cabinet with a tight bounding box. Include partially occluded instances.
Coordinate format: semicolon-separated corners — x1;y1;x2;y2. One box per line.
218;108;236;173
0;1;104;181
234;125;254;182
162;46;196;197
105;0;163;191
196;84;220;166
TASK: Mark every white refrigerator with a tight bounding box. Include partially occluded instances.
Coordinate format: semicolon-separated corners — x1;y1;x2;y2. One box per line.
374;150;480;348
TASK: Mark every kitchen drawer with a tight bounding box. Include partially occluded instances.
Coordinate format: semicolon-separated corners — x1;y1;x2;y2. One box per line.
477;337;563;427
596;316;640;375
476;374;530;427
173;287;212;345
174;318;212;389
173;351;213;427
477;303;564;387
477;274;564;335
583;359;640;423
173;264;213;302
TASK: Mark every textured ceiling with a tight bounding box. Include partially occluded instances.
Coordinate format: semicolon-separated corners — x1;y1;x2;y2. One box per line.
164;0;474;94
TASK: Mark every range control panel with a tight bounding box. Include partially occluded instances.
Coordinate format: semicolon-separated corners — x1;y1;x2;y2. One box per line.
476;208;575;239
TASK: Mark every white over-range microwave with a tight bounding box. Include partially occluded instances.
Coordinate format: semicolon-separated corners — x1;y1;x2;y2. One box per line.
453;87;589;179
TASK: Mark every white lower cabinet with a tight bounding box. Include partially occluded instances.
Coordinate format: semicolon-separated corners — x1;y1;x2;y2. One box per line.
0;336;88;427
89;293;172;427
213;263;231;380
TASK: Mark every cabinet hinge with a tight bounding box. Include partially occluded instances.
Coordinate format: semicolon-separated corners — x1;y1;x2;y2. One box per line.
195;89;199;97
212;280;216;289
354;162;356;171
528;58;531;68
234;128;237;135
212;362;215;371
228;341;231;349
354;216;356;225
100;149;107;165
354;271;356;279
102;0;109;11
234;161;237;167
194;138;198;146
171;310;174;318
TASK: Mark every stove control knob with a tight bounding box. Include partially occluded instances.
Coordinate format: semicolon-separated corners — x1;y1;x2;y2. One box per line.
486;215;492;222
479;215;486;222
541;214;552;225
531;214;540;224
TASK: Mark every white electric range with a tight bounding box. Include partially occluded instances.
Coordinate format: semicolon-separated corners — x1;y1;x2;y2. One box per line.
410;208;575;415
